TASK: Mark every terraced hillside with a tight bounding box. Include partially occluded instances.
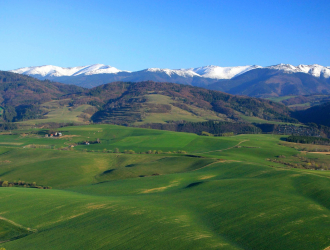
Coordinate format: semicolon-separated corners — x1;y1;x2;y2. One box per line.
1;125;330;249
88;81;296;125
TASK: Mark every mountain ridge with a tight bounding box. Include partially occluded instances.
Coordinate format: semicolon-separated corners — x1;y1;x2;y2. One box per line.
10;64;330;97
11;63;330;80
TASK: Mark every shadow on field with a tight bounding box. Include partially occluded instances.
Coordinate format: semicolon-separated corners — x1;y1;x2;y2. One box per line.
0;170;14;177
185;181;204;188
184;155;203;158
125;164;136;168
101;169;115;175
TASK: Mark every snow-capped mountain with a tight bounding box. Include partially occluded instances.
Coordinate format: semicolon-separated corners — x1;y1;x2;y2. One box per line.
9;63;330;91
11;63;330;80
10;64;263;80
11;64;128;78
190;65;263;79
267;64;330;79
144;68;200;78
142;65;263;79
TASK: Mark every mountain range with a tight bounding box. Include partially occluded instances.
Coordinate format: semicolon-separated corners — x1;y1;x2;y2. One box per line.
10;64;330;97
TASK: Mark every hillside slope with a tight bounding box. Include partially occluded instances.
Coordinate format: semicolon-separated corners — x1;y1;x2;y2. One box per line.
86;81;296;125
293;102;330;126
2;126;330;249
0;73;298;129
0;71;85;122
0;71;84;107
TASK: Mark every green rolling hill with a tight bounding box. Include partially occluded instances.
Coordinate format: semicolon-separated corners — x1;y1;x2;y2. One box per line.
1;125;330;249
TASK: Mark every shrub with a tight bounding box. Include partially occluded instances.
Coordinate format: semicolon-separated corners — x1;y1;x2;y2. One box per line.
201;131;213;136
2;181;8;187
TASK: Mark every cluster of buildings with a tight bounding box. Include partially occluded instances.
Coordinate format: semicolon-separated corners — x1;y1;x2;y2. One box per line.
45;132;63;138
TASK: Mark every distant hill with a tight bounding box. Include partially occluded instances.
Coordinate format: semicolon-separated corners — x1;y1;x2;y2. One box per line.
0;71;84;122
0;72;298;127
0;71;84;106
266;94;330;111
293;102;330;127
85;81;296;125
0;72;304;132
206;68;330;98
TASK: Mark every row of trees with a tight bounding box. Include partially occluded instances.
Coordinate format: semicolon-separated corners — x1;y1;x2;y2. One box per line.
287;135;330;145
0;180;51;189
268;156;330;171
114;148;188;154
81;148;187;154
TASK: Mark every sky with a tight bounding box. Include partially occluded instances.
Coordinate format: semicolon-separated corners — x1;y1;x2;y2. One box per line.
1;0;330;71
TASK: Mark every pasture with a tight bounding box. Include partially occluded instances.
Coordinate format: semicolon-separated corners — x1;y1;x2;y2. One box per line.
1;125;330;249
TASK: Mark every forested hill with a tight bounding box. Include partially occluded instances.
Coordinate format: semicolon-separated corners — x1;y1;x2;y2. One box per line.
293;102;330;127
0;71;84;106
0;73;297;126
0;71;85;122
87;81;296;125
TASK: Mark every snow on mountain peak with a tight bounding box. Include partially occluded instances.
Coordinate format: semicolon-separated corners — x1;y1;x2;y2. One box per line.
10;64;128;77
267;64;330;78
9;63;330;81
191;65;263;79
145;68;200;78
143;65;262;79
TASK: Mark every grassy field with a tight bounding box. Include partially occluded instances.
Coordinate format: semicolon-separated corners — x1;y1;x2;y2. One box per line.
133;94;224;125
266;96;297;102
239;114;301;126
1;125;330;249
18;100;94;125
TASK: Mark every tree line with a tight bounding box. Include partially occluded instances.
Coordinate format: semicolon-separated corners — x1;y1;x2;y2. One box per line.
0;180;51;189
287;135;330;145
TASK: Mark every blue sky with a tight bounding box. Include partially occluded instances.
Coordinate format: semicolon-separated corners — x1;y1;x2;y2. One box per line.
2;0;330;71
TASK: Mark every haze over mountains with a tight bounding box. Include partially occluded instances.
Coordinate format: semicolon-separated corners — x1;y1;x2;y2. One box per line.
10;63;330;97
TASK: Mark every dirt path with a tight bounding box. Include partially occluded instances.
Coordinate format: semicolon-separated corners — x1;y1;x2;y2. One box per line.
308;152;330;155
196;140;249;154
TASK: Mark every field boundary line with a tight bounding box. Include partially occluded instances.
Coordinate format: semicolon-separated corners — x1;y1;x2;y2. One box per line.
0;216;37;233
196;140;249;154
191;159;241;172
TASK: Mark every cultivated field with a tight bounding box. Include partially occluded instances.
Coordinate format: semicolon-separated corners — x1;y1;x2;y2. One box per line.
1;125;330;249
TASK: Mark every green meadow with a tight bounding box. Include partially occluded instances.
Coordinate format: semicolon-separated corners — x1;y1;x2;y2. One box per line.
1;125;330;249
